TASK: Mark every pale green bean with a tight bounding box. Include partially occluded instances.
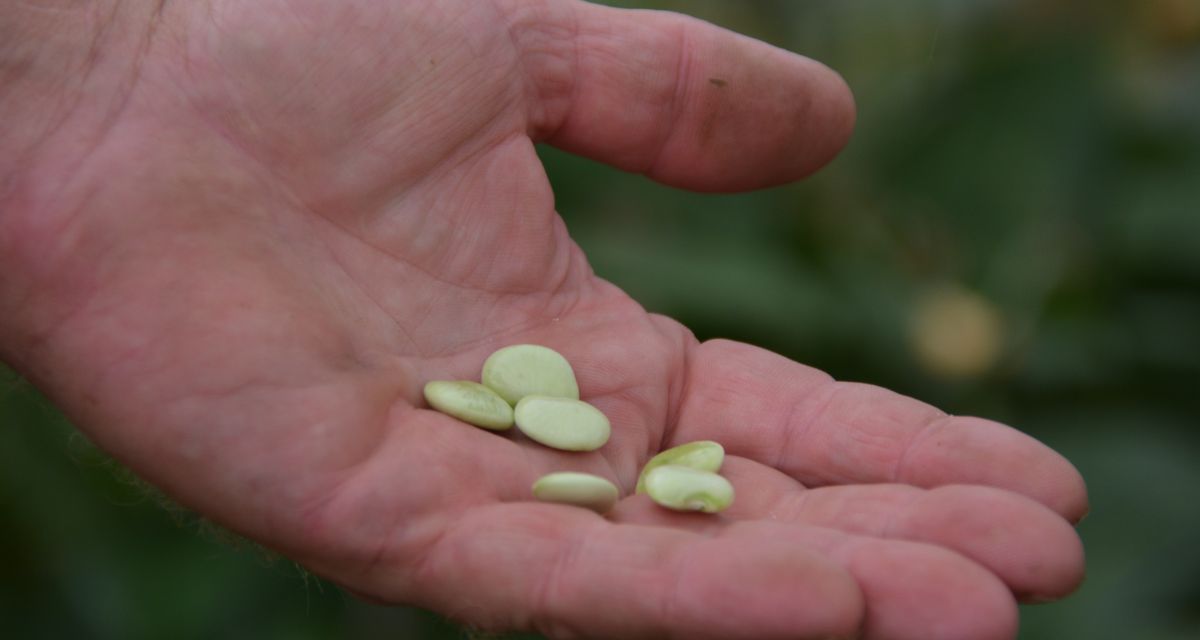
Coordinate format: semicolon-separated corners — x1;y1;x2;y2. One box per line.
635;440;724;494
532;472;619;513
482;344;579;405
643;465;734;513
514;395;610;451
423;380;514;431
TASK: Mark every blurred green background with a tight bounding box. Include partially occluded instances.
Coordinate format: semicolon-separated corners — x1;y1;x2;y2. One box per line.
3;0;1199;638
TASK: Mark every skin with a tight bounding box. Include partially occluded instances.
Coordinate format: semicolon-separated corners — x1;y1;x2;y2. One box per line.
0;1;1088;639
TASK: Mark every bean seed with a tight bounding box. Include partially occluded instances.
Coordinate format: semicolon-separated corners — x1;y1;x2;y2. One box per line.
482;344;579;405
635;440;724;494
423;380;514;431
514;395;610;451
643;465;734;513
532;472;619;513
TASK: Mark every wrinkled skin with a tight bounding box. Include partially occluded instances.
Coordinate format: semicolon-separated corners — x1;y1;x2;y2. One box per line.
0;1;1087;638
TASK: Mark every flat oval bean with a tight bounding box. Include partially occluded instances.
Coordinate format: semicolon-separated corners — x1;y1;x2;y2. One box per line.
532;472;619;513
423;380;514;431
482;344;579;405
635;440;725;494
514;395;610;451
644;465;734;513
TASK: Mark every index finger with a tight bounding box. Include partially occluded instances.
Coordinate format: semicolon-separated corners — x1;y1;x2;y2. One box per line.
669;340;1089;521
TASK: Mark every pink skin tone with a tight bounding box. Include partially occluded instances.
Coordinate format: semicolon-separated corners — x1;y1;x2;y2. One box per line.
0;1;1087;639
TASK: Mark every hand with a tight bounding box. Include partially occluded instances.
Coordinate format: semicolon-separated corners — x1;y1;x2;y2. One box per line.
0;1;1086;638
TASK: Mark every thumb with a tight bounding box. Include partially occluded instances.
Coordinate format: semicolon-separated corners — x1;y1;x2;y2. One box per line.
507;0;856;192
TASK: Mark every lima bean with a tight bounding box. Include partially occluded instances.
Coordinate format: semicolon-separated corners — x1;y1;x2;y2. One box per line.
635;440;724;494
532;472;619;513
482;344;579;405
423;380;514;431
514;395;610;451
643;465;734;513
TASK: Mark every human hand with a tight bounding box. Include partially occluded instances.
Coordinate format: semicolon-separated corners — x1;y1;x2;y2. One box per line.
0;1;1086;638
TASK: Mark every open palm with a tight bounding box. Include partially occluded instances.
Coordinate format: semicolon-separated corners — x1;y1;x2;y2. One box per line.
0;1;1087;638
